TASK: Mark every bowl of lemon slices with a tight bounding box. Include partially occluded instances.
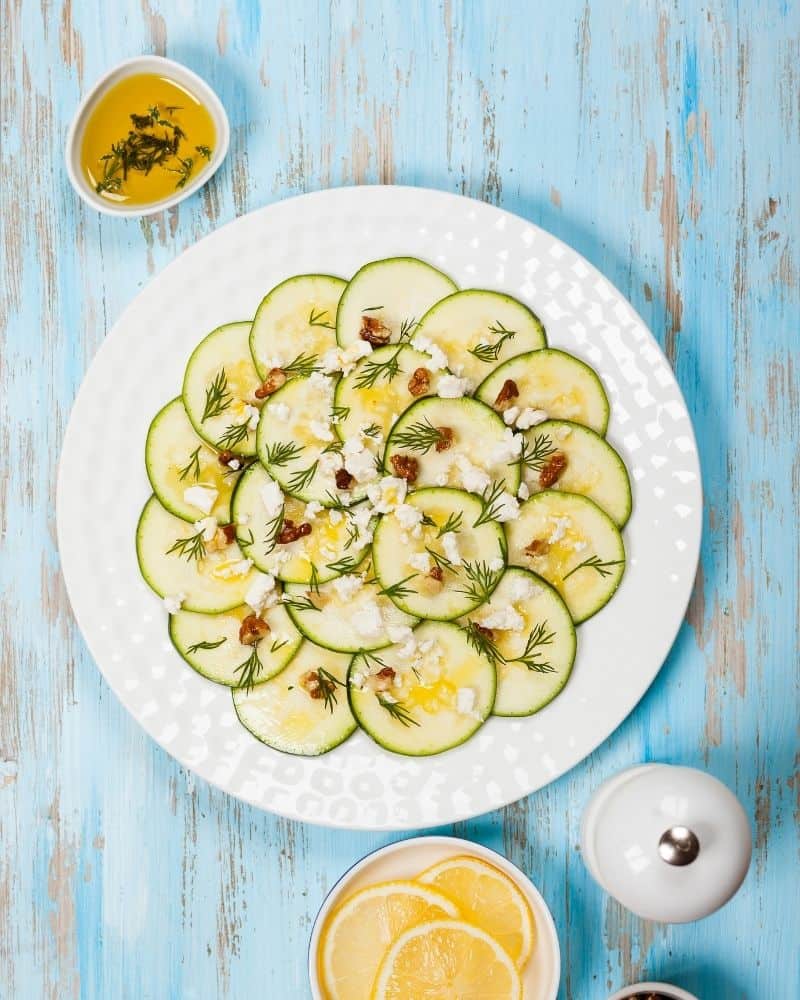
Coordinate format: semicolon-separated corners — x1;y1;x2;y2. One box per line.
309;835;560;1000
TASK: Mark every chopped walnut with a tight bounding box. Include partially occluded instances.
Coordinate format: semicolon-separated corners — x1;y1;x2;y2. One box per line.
524;538;551;557
299;669;324;699
239;614;270;645
407;367;431;397
434;426;454;453
254;368;287;399
367;666;396;692
335;467;354;490
218;449;239;468
475;623;495;640
390;454;419;482
220;523;237;544
429;565;444;582
359;315;391;346
420;566;444;595
276;519;312;544
494;378;519;411
539;452;568;488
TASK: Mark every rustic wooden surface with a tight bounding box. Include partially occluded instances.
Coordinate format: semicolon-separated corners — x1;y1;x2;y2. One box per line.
1;1;798;997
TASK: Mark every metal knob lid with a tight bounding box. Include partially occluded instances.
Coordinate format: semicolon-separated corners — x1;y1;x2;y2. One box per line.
658;825;700;866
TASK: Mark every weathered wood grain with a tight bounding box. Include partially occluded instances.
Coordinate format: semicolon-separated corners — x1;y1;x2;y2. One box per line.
1;1;797;997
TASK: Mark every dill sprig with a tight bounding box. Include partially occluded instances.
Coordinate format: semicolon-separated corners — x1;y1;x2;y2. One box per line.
177;446;202;482
377;574;418;600
391;417;449;455
263;510;285;553
201;369;232;422
520;432;556;473
563;554;624;581
263;440;304;467
425;547;454;574
309;562;321;595
457;560;502;604
361;423;382;439
270;637;289;654
398;317;418;341
325;554;362;575
436;511;463;536
316;667;345;713
237;527;255;549
472;480;508;527
362;305;384;312
165;155;194;189
216;421;250;451
331;404;350;423
353;346;404;390
309;308;335;330
377;695;419;727
195;144;212;160
235;646;265;691
282;593;321;613
287;460;318;494
509;621;556;673
283;352;320;377
461;621;504;666
468;321;517;363
357;649;388;671
166;530;205;562
186;637;227;654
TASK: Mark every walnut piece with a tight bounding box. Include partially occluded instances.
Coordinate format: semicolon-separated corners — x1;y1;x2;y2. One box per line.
524;538;551;557
390;454;419;482
254;368;287;399
429;565;444;582
475;623;495;640
539;452;568;488
494;378;519;411
276;519;312;544
335;468;354;490
239;614;270;645
367;666;396;692
407;367;431;397
359;315;391;346
299;669;324;699
434;426;454;452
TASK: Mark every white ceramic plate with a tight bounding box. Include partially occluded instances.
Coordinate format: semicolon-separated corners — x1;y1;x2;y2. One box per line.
57;186;702;830
307;836;560;1000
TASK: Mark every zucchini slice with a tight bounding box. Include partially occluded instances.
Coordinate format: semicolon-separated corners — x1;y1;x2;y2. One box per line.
145;397;240;522
230;464;374;583
461;567;576;716
136;495;256;613
336;257;457;348
333;344;447;445
182;321;262;456
383;396;521;495
476;349;610;435
348;621;495;756
413;289;546;385
169;603;302;687
505;491;625;623
371;487;506;621
233;642;357;756
521;420;632;527
249;273;346;379
282;574;417;653
256;372;373;504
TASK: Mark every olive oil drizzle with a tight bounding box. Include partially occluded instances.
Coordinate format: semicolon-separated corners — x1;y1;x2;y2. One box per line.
95;104;213;196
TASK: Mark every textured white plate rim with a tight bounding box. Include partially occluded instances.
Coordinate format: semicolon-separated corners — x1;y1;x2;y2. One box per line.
56;184;702;831
306;835;561;1000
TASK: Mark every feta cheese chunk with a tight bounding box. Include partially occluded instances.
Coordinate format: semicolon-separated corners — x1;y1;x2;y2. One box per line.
440;531;462;566
304;501;323;521
411;333;449;371
516;407;548;430
309;419;334;443
183;484;218;514
267;401;290;422
344;444;378;483
408;551;433;573
508;575;539;602
162;592;186;615
548;516;571;544
245;572;277;613
437;373;470;399
367;476;408;513
193;516;218;541
244;404;261;431
491;428;524;464
260;479;284;518
214;558;253;579
319;449;344;474
456;686;477;716
477;605;525;632
503;406;520;426
494;491;520;522
517;482;530;500
488;556;505;573
351;601;383;639
456;457;491;495
394;503;423;531
332;574;364;601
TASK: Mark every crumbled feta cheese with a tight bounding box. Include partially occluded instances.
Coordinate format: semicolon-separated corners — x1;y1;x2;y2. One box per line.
193;516;218;541
441;531;462;566
494;491;520;522
162;592;186;615
332;575;364;601
556;425;573;441
367;476;407;513
245;572;277;613
183;485;218;514
491;428;524;463
351;601;384;638
304;501;323;521
503;406;520;426
572;539;588;552
488;556;505;572
394;503;423;531
215;558;253;579
344;445;378;484
260;479;284;518
456;457;491;495
267;401;290;422
456;687;477;716
435;472;449;487
319;348;342;374
328;508;343;525
411;333;449;370
548;516;572;544
244;404;260;431
516;408;548;430
319;449;344;474
477;605;525;631
309;419;334;443
387;624;415;645
228;458;242;471
262;355;283;370
508;575;538;602
350;670;366;689
517;482;530;500
236;513;250;526
409;551;433;573
437;373;470;399
308;372;334;397
348;505;374;534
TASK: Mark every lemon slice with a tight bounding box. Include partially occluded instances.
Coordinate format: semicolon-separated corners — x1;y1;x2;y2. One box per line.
372;917;522;1000
417;855;535;968
319;880;458;1000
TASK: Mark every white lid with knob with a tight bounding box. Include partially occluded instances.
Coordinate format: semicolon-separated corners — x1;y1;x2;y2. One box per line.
581;763;752;923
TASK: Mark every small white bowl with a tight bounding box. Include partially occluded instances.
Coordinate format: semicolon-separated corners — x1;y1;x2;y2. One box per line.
308;835;560;1000
65;55;230;218
608;983;699;1000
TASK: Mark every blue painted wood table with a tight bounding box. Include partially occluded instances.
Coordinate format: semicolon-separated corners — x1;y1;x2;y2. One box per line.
1;1;797;997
